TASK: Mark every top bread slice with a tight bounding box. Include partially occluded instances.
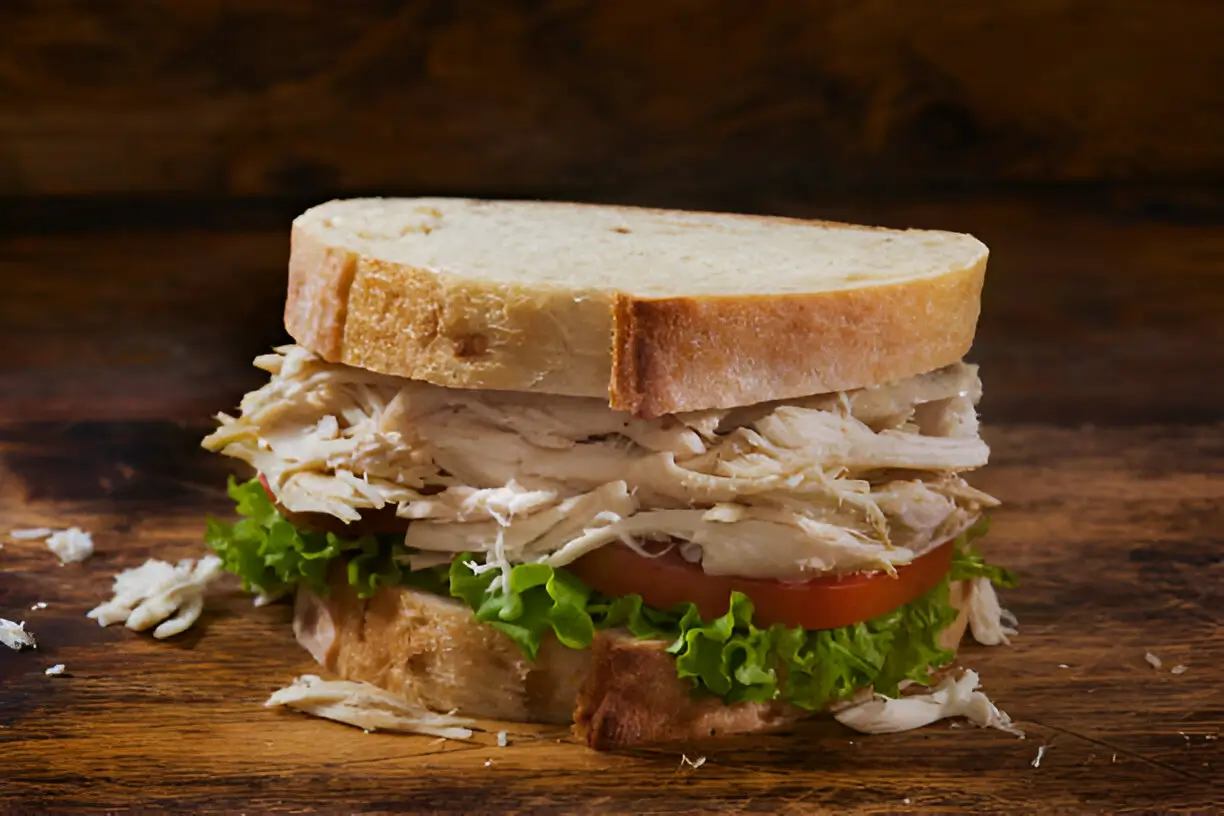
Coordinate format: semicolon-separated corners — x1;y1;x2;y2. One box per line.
285;198;988;417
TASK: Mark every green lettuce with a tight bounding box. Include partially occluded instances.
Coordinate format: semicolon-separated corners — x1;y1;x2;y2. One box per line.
337;546;1003;712
948;516;1018;588
205;476;404;599
445;557;598;660
442;554;965;710
206;478;1014;710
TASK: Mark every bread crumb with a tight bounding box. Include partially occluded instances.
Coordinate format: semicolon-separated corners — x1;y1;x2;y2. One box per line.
31;602;48;611
1144;652;1162;670
484;759;493;767
679;754;707;769
1031;745;1047;769
0;618;37;650
45;664;66;676
1170;664;1188;675
497;730;508;747
1058;663;1070;669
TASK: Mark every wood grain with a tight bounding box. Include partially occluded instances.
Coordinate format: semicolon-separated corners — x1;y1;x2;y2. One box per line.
1;421;1221;814
1;1;1222;199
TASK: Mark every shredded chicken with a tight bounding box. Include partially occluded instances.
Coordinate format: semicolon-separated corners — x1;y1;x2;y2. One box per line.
9;527;55;540
967;577;1019;645
833;669;1023;737
538;504;921;578
0;618;37;650
202;346;998;579
9;526;95;563
266;675;476;739
45;527;94;564
87;556;222;638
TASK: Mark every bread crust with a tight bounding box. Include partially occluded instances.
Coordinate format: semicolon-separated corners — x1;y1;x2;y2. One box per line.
293;572;590;725
294;572;975;749
284;199;988;416
611;260;985;416
284;229;359;361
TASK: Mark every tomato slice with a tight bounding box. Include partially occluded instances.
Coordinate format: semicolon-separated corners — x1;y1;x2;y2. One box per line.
566;541;954;630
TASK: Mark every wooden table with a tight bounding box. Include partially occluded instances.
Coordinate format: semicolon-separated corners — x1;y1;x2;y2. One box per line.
1;193;1221;814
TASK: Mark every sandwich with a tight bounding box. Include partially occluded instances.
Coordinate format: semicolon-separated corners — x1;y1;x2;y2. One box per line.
201;198;1018;749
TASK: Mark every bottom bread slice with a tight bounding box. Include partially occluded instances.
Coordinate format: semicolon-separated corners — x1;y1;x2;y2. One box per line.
293;571;973;749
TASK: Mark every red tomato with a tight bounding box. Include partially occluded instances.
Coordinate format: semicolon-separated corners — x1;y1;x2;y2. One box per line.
566;541;954;630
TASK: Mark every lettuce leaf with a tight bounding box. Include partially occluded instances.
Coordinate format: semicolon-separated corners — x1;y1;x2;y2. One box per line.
205;476;404;599
446;557;597;660
441;546;999;711
948;516;1019;588
206;481;1014;710
950;547;1018;588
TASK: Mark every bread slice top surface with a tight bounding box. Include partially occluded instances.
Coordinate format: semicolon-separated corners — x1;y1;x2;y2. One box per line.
296;197;986;297
285;197;989;416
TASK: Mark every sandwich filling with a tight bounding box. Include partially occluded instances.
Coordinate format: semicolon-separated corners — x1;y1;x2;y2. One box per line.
203;345;1015;713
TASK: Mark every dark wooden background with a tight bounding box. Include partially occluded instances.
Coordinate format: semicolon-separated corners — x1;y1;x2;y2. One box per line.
1;2;1222;814
4;1;1224;202
3;0;1224;429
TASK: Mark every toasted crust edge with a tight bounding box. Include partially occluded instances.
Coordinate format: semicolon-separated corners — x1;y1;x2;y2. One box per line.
610;258;987;417
285;201;988;415
294;574;975;750
284;227;359;361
